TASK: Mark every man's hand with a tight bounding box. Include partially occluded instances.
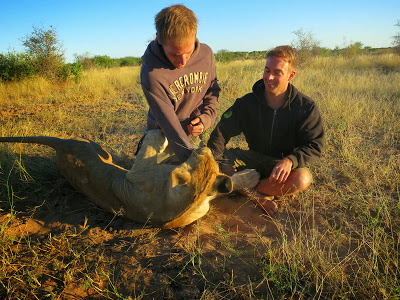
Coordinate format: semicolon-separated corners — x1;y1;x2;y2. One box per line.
187;117;204;136
269;157;293;183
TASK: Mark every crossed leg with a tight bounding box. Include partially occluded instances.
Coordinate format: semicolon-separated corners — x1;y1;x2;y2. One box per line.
257;168;312;196
240;168;312;216
252;168;312;216
219;149;313;216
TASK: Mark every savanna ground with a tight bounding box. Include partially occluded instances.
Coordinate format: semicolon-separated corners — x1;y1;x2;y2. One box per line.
0;54;400;299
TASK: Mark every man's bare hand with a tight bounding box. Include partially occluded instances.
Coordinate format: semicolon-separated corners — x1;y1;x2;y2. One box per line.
269;157;293;183
187;117;204;136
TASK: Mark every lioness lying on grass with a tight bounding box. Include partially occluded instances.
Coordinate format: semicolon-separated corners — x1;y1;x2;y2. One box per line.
0;130;259;228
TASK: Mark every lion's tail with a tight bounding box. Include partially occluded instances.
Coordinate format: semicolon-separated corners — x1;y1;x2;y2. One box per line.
0;136;66;151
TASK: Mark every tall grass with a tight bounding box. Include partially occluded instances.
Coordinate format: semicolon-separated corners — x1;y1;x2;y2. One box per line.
265;54;400;298
0;54;399;299
0;66;145;157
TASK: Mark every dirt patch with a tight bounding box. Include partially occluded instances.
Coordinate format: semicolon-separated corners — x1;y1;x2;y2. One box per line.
1;185;305;299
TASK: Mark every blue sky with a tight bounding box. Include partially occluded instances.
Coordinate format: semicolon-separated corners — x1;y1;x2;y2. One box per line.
1;0;399;63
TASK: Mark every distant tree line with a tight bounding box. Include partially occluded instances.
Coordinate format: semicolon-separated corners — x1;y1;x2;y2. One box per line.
73;53;142;70
214;45;394;63
0;26;142;83
215;27;397;65
1;23;399;83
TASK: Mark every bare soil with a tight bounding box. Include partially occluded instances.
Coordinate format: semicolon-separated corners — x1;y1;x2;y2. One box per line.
1;174;313;299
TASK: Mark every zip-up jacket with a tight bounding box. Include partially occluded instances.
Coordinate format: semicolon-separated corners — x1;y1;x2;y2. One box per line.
207;79;324;169
141;39;220;162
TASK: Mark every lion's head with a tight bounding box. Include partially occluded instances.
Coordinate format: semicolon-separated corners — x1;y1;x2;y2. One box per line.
162;147;233;228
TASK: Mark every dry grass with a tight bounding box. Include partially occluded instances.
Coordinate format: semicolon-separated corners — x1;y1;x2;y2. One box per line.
1;54;400;299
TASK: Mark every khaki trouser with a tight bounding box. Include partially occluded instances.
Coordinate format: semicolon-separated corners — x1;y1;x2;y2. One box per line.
221;148;283;179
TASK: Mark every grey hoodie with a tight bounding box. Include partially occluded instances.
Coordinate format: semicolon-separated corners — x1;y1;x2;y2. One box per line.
140;39;220;162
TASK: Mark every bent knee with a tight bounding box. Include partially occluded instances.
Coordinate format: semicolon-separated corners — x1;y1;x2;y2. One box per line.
294;168;312;191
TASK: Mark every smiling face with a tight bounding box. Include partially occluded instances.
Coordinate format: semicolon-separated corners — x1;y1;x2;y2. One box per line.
159;35;196;69
263;56;296;97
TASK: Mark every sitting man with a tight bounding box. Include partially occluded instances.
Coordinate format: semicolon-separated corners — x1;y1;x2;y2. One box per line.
207;45;324;216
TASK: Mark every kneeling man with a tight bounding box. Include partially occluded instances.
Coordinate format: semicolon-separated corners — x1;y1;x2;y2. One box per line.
207;45;324;216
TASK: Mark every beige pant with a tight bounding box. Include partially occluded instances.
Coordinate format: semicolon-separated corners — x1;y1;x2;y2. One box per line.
222;148;284;179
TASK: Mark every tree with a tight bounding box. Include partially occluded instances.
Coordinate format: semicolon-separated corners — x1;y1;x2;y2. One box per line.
393;20;400;54
21;25;64;78
343;41;365;57
291;28;321;66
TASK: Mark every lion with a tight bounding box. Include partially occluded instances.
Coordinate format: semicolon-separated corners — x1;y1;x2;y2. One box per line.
0;130;259;228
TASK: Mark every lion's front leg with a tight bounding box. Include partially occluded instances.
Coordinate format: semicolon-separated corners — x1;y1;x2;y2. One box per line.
129;129;174;173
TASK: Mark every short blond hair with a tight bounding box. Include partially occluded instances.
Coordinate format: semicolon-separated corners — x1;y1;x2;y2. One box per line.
267;45;298;71
155;4;197;45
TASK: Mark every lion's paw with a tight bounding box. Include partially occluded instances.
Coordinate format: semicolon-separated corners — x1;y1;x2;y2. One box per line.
231;169;260;191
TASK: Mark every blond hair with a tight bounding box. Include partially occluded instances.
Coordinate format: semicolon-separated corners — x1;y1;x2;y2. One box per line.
267;46;298;71
155;4;197;45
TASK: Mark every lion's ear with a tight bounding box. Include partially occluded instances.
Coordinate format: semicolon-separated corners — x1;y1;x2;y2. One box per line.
171;167;191;188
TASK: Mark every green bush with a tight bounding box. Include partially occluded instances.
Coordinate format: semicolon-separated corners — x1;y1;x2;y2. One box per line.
92;55;118;68
0;51;36;81
214;50;267;63
118;56;142;66
57;62;83;83
71;62;83;82
89;55;142;68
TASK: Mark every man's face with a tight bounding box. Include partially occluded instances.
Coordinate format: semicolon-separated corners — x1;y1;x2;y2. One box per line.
263;56;295;97
159;36;196;68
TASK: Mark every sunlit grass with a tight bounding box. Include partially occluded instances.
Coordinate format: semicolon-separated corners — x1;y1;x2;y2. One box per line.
0;54;399;298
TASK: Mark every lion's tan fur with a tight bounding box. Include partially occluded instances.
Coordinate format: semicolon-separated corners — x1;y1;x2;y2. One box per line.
1;130;259;228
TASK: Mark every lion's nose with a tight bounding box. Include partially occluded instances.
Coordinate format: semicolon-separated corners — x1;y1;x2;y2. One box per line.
215;175;233;194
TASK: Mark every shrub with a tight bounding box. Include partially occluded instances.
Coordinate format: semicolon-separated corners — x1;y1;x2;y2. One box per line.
70;62;83;82
215;49;237;63
342;42;365;57
0;51;36;81
74;52;95;70
57;62;83;83
92;55;118;68
214;50;262;63
119;56;142;66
